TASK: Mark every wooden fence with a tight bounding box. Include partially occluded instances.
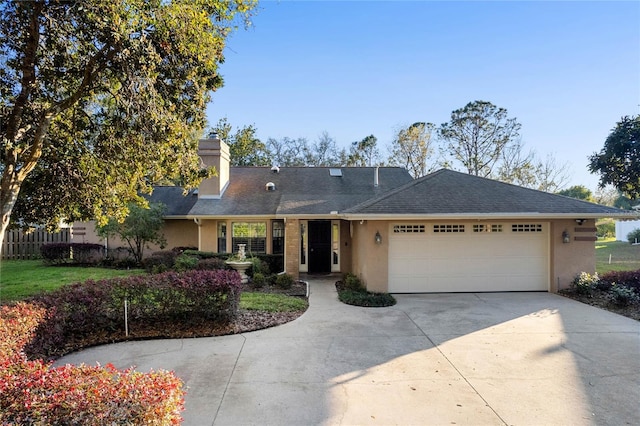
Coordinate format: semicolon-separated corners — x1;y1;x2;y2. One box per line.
1;228;71;260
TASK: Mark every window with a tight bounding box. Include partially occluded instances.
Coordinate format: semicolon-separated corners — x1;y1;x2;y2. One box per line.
217;222;227;253
393;224;425;233
433;224;465;233
232;222;267;253
473;224;503;233
512;224;543;233
272;220;284;254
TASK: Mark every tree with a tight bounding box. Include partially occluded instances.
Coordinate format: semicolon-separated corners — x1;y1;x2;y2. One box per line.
532;153;571;193
439;100;522;177
0;0;256;246
589;115;640;199
347;135;381;167
557;185;594;201
265;137;311;166
97;202;167;265
211;118;269;166
308;131;340;166
388;122;436;178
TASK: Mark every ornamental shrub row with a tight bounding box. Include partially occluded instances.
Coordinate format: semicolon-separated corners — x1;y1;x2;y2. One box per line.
0;303;185;424
599;269;640;292
24;269;242;360
570;270;640;307
40;243;105;265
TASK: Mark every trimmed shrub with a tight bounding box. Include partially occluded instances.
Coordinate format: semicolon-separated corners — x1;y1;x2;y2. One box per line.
0;304;184;424
143;250;178;273
338;289;396;307
23;270;242;360
197;257;228;270
571;272;599;296
600;269;640;293
41;243;104;265
343;273;364;291
275;273;295;290
607;284;639;307
252;272;266;288
174;254;199;272
627;228;640;244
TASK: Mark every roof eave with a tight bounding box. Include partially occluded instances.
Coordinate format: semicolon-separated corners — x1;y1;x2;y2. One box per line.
341;212;640;221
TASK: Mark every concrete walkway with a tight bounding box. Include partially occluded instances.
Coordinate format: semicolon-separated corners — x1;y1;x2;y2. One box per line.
58;276;640;425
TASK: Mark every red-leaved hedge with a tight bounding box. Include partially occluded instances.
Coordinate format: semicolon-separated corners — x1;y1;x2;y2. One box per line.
25;269;243;360
0;303;185;424
599;269;640;292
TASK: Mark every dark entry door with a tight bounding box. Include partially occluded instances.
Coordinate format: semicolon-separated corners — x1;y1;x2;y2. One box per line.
308;221;331;274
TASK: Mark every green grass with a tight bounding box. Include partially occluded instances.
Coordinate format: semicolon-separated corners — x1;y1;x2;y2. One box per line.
596;238;640;274
0;259;144;302
240;292;308;312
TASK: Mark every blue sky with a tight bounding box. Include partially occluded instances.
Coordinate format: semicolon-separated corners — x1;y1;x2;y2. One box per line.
206;0;640;192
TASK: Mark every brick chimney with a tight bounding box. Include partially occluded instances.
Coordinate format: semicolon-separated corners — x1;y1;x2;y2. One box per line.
197;133;230;198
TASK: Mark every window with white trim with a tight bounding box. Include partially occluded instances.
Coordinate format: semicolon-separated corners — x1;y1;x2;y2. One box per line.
434;224;465;233
393;224;425;233
232;222;267;253
512;224;543;233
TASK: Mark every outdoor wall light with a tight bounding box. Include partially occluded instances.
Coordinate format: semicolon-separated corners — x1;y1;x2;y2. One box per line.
375;231;382;245
562;230;570;244
575;219;586;225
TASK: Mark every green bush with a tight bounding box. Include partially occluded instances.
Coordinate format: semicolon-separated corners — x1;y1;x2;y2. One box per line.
143;250;178;273
338;289;396;307
252;272;266;288
627;228;640;244
343;273;364;291
174;254;199;272
596;221;615;239
607;284;639;306
248;257;270;277
196;257;228;270
276;273;295;290
571;272;600;296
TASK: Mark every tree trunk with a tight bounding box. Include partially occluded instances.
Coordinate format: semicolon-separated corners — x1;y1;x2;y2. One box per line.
0;171;24;251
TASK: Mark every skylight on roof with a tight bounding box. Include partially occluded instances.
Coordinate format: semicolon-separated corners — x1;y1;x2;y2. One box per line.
329;168;342;177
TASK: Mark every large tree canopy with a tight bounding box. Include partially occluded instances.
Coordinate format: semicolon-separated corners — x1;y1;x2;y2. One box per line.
388;122;436;178
0;0;257;242
589;115;640;200
212;117;269;166
439;100;521;177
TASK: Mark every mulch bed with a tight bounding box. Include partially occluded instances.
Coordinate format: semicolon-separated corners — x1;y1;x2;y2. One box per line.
50;282;309;359
559;290;640;321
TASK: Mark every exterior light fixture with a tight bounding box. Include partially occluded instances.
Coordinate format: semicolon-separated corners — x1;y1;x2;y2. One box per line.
575;219;586;225
375;231;382;245
562;230;570;244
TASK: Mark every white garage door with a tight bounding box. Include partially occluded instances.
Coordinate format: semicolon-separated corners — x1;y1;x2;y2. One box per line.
388;223;549;293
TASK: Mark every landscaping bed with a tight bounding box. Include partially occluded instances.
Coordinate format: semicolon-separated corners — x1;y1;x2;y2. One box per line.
559;290;640;321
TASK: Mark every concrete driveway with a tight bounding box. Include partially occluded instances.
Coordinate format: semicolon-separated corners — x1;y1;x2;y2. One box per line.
58;276;640;425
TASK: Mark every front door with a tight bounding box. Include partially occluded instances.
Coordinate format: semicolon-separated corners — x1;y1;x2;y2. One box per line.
308;220;331;274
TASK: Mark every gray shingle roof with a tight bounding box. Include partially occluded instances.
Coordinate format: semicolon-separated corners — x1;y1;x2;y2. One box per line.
188;166;414;217
147;186;198;217
344;169;635;218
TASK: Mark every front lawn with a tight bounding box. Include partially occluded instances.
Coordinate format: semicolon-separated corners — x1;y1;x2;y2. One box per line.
0;259;144;302
596;239;640;274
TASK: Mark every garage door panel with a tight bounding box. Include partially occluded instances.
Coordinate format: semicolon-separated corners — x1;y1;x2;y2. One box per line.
388;223;549;293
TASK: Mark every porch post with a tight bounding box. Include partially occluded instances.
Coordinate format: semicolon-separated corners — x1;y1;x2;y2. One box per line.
284;218;300;279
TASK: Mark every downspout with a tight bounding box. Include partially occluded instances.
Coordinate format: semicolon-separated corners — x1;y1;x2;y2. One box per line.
193;218;202;251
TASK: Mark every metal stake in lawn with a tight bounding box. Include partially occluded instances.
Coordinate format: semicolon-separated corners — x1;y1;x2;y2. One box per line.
124;298;129;337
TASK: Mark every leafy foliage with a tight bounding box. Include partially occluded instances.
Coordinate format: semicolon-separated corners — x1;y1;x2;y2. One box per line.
627;228;640;245
589;115;640;199
439;100;521;177
606;284;639;307
97;202;167;264
23;270;242;360
557;185;594;201
212;117;270;166
275;273;295;290
335;274;396;307
1;0;257;242
0;303;185;424
347;135;381;166
40;242;104;265
600;269;640;293
571;271;600;296
388;122;436;178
